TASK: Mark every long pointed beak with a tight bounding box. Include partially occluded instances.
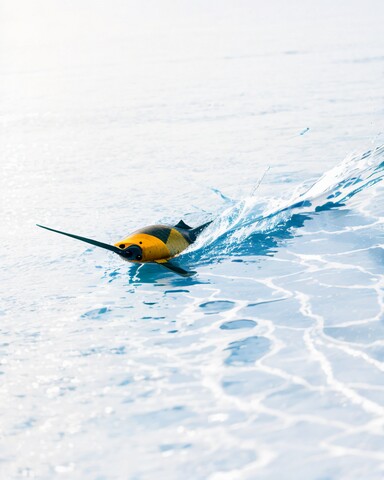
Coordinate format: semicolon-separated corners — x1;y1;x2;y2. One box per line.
36;224;123;255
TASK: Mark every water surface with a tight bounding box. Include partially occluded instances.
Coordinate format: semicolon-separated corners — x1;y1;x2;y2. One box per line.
1;1;384;479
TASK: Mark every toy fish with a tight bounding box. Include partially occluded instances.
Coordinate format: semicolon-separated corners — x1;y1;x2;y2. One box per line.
36;220;211;276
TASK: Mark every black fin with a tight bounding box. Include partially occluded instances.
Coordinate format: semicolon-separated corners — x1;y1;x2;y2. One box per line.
174;219;192;230
189;221;213;241
154;261;196;277
36;224;122;254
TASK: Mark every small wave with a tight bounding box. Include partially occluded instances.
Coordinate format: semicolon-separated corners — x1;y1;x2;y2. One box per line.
183;145;384;264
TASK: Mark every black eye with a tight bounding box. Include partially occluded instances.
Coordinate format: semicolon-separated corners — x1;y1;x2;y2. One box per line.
136;255;142;260
119;244;125;249
139;242;142;244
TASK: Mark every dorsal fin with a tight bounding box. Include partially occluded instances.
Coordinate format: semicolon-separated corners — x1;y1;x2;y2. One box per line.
174;219;192;230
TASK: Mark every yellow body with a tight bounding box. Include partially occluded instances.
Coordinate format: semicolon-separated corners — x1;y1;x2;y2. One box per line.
114;227;190;262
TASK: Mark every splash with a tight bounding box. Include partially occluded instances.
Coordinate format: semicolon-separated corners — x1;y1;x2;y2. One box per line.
184;145;384;264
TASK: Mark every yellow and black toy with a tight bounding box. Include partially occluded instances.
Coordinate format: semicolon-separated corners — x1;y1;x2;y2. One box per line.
37;220;212;276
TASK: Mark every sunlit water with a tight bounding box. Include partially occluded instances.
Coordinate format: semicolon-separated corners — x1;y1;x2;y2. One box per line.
1;1;384;479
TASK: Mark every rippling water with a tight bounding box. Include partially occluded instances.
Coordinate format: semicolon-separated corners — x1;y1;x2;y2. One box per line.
1;1;384;479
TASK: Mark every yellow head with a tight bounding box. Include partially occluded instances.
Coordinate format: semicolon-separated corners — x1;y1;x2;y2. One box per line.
114;232;171;262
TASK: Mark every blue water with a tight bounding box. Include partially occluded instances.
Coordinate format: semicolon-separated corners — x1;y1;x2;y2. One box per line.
1;1;384;479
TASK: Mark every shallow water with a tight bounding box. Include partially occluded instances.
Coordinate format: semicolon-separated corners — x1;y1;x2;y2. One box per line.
1;1;384;479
